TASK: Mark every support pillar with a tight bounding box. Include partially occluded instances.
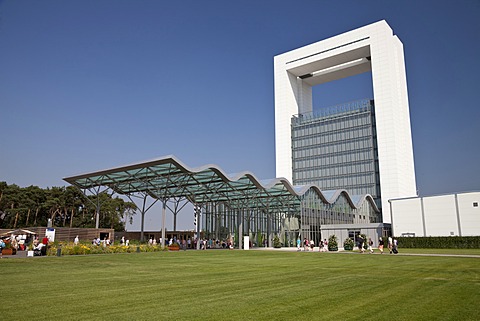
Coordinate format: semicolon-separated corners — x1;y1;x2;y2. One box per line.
140;195;148;242
161;201;166;247
238;209;243;249
196;204;201;250
95;196;100;229
267;211;272;247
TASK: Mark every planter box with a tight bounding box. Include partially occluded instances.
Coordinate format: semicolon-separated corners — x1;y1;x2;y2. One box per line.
168;246;180;251
2;248;17;255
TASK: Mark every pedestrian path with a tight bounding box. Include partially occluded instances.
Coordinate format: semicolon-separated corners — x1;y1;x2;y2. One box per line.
252;247;480;258
0;250;46;259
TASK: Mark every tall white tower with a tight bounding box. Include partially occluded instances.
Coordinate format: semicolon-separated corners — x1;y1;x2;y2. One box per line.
274;20;417;222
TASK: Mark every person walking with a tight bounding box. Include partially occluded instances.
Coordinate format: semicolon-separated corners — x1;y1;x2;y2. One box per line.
357;235;365;253
393;238;399;254
388;236;393;254
368;238;374;254
378;237;384;254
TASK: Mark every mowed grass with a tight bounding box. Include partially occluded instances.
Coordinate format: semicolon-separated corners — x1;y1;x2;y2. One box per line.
1;250;479;321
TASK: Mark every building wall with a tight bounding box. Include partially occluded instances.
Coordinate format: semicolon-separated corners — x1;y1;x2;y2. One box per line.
423;195;458;236
320;223;387;248
457;193;480;236
390;192;480;236
390;197;423;236
274;20;417;222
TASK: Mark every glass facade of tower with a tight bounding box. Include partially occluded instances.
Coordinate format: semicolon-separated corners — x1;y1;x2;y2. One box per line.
291;99;381;209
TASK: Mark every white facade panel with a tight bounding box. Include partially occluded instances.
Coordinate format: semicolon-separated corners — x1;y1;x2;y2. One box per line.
390;192;480;237
423;195;458;236
391;198;423;236
457;192;480;236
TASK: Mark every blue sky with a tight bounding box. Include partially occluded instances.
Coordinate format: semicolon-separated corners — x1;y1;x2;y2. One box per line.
1;1;479;229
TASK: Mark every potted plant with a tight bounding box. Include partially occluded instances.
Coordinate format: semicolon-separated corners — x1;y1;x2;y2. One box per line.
343;237;354;251
273;235;282;248
167;242;180;251
2;239;17;255
328;235;338;251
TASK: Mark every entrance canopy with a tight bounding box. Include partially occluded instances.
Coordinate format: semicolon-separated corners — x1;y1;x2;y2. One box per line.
63;155;377;212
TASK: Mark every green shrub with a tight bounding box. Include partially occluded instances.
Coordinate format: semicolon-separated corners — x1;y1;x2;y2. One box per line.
396;236;480;249
343;237;354;250
46;242;166;256
273;235;282;248
328;235;338;251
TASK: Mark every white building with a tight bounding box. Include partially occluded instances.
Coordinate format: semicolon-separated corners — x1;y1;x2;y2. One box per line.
274;20;417;222
390;191;480;237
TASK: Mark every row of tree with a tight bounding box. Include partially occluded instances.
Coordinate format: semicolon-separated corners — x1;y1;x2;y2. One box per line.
0;182;136;231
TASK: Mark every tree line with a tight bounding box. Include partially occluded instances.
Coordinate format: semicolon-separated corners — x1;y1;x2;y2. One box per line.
0;181;136;231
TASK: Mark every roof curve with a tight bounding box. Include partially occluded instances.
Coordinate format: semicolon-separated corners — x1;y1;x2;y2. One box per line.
63;155;379;212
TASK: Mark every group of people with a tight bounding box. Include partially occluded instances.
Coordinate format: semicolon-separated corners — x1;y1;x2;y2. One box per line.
296;238;329;252
119;236;130;246
83;235;236;250
357;236;398;254
1;233;31;251
196;238;233;250
356;236;374;254
90;236;122;247
293;236;399;254
75;234;399;253
144;236;234;250
388;236;399;254
0;234;49;255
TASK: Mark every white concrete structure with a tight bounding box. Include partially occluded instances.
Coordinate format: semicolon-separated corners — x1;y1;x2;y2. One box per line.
274;20;416;221
390;192;480;236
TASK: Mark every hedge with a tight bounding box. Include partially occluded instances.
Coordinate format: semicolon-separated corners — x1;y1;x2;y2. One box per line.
45;242;168;256
396;236;480;249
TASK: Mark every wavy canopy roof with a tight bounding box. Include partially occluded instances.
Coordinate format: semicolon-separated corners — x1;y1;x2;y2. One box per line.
63;155;379;212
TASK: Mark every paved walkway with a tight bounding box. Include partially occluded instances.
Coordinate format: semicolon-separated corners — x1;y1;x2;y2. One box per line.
0;250;47;259
253;247;480;258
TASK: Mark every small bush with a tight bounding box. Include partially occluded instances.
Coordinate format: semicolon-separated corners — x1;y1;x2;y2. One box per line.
273;235;282;248
343;238;354;250
328;235;338;251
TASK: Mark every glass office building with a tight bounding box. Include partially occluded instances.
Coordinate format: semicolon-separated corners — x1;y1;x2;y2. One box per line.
291;99;381;210
200;188;380;248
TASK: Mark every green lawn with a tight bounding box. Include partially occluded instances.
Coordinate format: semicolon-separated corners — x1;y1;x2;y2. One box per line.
1;250;479;320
